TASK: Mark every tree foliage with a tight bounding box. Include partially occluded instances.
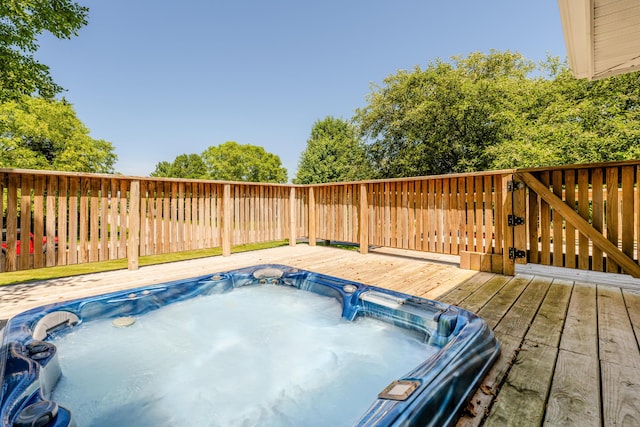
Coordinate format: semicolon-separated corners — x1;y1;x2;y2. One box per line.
151;154;207;179
0;96;117;172
0;0;88;100
294;116;372;184
201;141;287;183
486;64;640;168
151;142;287;182
355;51;534;177
355;50;640;177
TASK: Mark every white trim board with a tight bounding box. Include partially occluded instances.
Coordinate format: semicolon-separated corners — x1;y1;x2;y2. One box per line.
516;263;640;290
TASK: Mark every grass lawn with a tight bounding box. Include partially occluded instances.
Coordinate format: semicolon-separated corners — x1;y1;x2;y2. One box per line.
0;240;290;286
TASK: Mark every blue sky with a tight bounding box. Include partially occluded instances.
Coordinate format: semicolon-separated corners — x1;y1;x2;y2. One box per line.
37;0;567;180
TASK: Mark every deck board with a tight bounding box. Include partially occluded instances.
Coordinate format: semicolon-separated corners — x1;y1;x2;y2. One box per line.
437;271;496;305
601;360;640;426
625;289;640;342
526;279;573;348
597;285;640;368
456;332;521;427
485;340;557;427
1;244;639;426
494;276;552;340
560;282;598;356
475;275;532;329
454;275;511;315
545;350;601;426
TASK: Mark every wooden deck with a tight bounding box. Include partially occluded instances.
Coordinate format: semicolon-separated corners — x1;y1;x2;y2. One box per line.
1;245;639;426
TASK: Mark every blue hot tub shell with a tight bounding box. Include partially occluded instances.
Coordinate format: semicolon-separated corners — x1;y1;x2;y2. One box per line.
0;265;499;427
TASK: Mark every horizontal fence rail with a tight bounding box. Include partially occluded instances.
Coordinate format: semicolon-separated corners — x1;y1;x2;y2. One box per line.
1;160;639;278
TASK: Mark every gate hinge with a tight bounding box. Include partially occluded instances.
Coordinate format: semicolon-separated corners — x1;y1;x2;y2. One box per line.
508;247;526;260
507;180;525;192
508;215;525;227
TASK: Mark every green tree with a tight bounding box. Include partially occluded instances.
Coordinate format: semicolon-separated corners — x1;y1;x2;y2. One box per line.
0;96;116;172
355;51;533;178
0;0;89;100
201;141;287;183
151;154;208;179
151;161;172;178
294;116;372;184
487;63;640;168
356;50;640;175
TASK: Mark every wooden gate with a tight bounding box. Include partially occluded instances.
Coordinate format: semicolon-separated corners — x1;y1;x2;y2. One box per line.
514;162;640;278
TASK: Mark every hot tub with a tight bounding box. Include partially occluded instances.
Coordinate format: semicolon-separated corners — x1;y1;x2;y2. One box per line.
0;265;499;426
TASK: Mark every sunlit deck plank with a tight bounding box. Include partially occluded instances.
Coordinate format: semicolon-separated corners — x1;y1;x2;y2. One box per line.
545;351;600;426
456;332;521;427
1;245;640;426
485;340;557;427
601;360;640;426
526;279;573;348
494;276;553;340
597;285;640;426
625;289;640;346
560;282;598;356
452;275;511;315
436;271;496;305
480;276;557;426
597;286;640;368
475;275;533;330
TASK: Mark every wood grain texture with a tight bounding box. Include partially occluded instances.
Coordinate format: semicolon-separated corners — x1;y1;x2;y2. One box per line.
20;174;32;271
453;275;511;316
545;350;600;426
564;170;576;268
560;282;598;356
577;169;590;270
597;285;640;368
484;340;557;427
494;276;552;339
525;279;573;348
601;360;640;426
552;170;564;267
606;167;619;273
592;169;604;271
475;275;532;329
456;332;521;427
624;289;640;346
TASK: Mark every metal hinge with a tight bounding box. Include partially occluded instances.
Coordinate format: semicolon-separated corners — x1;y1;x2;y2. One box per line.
508;247;526;259
507;180;525;192
507;215;525;227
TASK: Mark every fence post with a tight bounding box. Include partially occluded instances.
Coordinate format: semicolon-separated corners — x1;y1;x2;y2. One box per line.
6;174;18;272
308;187;316;246
222;184;232;256
289;187;296;246
513;176;527;268
502;174;515;275
359;183;369;254
127;180;140;271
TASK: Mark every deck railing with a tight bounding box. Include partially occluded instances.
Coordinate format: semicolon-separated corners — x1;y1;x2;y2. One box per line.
2;160;639;278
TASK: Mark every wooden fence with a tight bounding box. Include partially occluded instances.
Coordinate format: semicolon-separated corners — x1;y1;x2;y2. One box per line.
308;171;507;267
517;161;640;278
0;171;306;272
2;160;640;278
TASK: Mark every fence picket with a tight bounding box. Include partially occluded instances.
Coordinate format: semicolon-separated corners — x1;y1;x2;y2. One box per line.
1;162;638;277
